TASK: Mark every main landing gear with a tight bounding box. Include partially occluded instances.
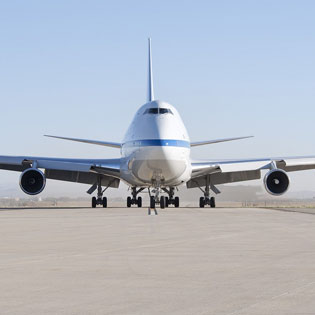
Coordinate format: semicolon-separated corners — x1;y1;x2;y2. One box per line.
199;196;215;208
159;187;179;209
127;187;144;207
91;177;107;208
198;175;219;208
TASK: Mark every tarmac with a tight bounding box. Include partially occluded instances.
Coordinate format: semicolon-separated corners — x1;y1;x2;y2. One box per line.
1;206;315;315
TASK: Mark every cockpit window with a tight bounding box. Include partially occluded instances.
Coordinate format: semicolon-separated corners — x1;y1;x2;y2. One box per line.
147;108;159;114
159;108;172;114
144;108;173;115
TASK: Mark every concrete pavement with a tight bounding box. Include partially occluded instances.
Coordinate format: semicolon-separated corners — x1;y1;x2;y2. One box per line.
0;206;315;315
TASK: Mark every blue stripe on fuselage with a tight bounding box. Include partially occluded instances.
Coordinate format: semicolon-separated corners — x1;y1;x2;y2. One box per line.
123;139;190;148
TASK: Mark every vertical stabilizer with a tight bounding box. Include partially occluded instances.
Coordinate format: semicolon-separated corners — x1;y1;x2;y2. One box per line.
147;38;154;102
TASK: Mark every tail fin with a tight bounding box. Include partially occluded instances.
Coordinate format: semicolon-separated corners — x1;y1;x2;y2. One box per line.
147;38;154;102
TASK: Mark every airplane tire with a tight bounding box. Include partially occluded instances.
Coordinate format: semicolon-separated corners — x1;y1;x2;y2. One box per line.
210;197;216;208
160;196;165;209
127;196;132;207
102;197;107;208
150;196;155;208
92;197;97;208
199;197;205;208
174;196;179;208
165;197;169;207
137;196;142;207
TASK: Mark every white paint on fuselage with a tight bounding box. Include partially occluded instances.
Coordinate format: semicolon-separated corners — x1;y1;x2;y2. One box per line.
120;100;192;187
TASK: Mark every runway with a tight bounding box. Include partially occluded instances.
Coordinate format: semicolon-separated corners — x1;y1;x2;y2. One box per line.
1;206;315;315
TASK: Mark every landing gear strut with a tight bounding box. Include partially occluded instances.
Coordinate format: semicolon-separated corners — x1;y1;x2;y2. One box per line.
91;177;107;208
127;187;144;207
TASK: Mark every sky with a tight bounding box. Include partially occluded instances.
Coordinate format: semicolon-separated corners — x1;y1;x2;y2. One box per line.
0;0;315;197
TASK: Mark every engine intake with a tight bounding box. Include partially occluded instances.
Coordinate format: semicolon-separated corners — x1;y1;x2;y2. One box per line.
264;169;289;196
19;169;46;195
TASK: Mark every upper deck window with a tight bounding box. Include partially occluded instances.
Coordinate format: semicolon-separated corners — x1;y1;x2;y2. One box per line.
144;108;173;115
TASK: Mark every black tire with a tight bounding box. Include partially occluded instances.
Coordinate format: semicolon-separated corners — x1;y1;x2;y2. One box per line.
102;197;107;208
165;197;169;207
199;197;205;208
160;196;165;209
150;196;155;208
137;196;142;207
210;197;216;208
92;197;97;208
127;196;132;207
174;196;179;208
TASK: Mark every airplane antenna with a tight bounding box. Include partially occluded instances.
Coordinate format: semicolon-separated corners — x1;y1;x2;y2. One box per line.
147;38;154;102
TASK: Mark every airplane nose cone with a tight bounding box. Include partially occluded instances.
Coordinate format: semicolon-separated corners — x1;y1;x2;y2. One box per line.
131;146;188;184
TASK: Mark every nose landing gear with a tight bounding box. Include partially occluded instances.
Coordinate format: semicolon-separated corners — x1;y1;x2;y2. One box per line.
148;186;180;209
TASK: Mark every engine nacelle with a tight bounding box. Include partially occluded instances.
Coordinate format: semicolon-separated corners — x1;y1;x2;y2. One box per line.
19;169;46;195
264;169;289;196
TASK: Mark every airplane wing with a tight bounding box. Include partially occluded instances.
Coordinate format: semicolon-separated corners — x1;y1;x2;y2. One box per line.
0;155;121;189
44;135;121;148
190;136;253;147
188;156;315;191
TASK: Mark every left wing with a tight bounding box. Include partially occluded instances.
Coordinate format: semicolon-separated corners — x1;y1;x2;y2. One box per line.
188;156;315;191
0;155;121;188
190;136;253;147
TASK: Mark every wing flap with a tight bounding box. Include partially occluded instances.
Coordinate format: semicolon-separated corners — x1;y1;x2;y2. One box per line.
187;170;261;188
45;169;120;187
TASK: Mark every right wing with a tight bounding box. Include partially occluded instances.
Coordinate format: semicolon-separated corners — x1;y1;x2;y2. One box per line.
188;156;315;191
45;135;121;148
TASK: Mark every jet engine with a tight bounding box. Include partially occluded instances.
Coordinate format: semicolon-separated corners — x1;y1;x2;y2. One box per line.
19;169;46;195
264;169;289;196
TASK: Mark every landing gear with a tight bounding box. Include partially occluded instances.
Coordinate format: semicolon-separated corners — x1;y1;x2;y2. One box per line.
161;187;180;207
174;196;179;208
210;197;215;208
91;177;108;208
148;186;180;209
127;187;144;207
200;196;215;208
102;197;107;207
160;196;166;209
92;196;97;208
198;175;218;208
150;196;156;208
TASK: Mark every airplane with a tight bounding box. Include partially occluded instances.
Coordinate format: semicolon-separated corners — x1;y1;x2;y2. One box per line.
1;38;315;209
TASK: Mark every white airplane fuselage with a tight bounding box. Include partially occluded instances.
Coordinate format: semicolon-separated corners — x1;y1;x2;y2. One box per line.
120;100;192;187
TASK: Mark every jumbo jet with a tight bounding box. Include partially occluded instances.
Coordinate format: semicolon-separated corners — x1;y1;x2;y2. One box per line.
1;39;314;208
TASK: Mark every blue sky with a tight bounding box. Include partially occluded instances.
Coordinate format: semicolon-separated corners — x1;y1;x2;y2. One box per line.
0;0;315;196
